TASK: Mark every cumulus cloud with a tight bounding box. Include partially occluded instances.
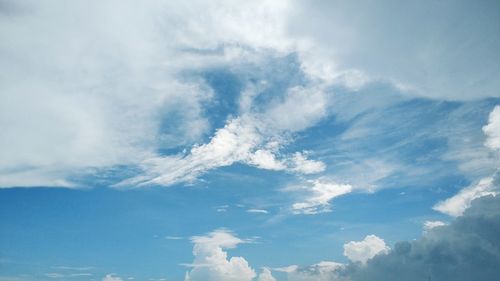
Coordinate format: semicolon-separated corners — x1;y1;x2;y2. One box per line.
284;179;352;214
345;195;500;281
483;105;500;150
184;229;256;281
257;268;276;281
343;235;390;264
286;196;500;281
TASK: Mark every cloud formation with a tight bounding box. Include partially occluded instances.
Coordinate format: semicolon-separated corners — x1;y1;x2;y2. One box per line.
281;195;500;281
284;179;352;215
257;268;276;281
347;195;500;281
281;261;346;281
433;176;498;217
483;105;500;150
343;235;389;264
3;0;497;188
184;229;256;281
120;114;327;187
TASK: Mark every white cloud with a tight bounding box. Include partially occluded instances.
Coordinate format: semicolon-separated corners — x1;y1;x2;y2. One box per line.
45;272;93;278
262;85;330;132
247;209;269;214
289;152;326;174
483;105;500;150
3;0;496;188
257;268;276;281
434;105;500;217
121;86;329;186
248;149;287;171
1;0;342;188
0;0;219;187
288;1;500;100
273;265;299;273
433;177;498;217
343;235;390;264
285;179;352;215
184;229;256;281
423;220;447;232
103;274;123;281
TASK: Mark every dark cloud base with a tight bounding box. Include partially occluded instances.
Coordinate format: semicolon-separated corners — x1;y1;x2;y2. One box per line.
337;195;500;281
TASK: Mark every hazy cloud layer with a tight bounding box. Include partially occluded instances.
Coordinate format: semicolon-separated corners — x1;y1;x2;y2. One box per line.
2;0;498;188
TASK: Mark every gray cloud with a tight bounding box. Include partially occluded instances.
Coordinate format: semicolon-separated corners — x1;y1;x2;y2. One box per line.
289;0;500;101
343;195;500;281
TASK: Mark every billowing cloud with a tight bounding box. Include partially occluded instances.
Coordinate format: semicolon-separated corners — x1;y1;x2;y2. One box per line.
184;229;256;281
257;268;276;281
346;195;500;281
284;179;352;214
286;195;500;281
343;235;389;264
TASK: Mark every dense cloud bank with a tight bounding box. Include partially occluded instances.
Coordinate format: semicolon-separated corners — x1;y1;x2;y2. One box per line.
342;195;500;281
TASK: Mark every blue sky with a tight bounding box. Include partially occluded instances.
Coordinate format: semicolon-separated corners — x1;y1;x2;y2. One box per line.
0;1;500;281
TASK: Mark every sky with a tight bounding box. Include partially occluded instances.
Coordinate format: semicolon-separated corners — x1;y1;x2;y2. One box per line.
0;0;499;280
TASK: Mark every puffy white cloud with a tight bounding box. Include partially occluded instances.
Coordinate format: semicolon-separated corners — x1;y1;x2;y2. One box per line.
433;177;498;217
289;152;326;174
285;179;352;214
102;274;123;281
184;229;256;281
483;105;500;150
248;149;287;171
343;235;390;264
257;268;276;281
